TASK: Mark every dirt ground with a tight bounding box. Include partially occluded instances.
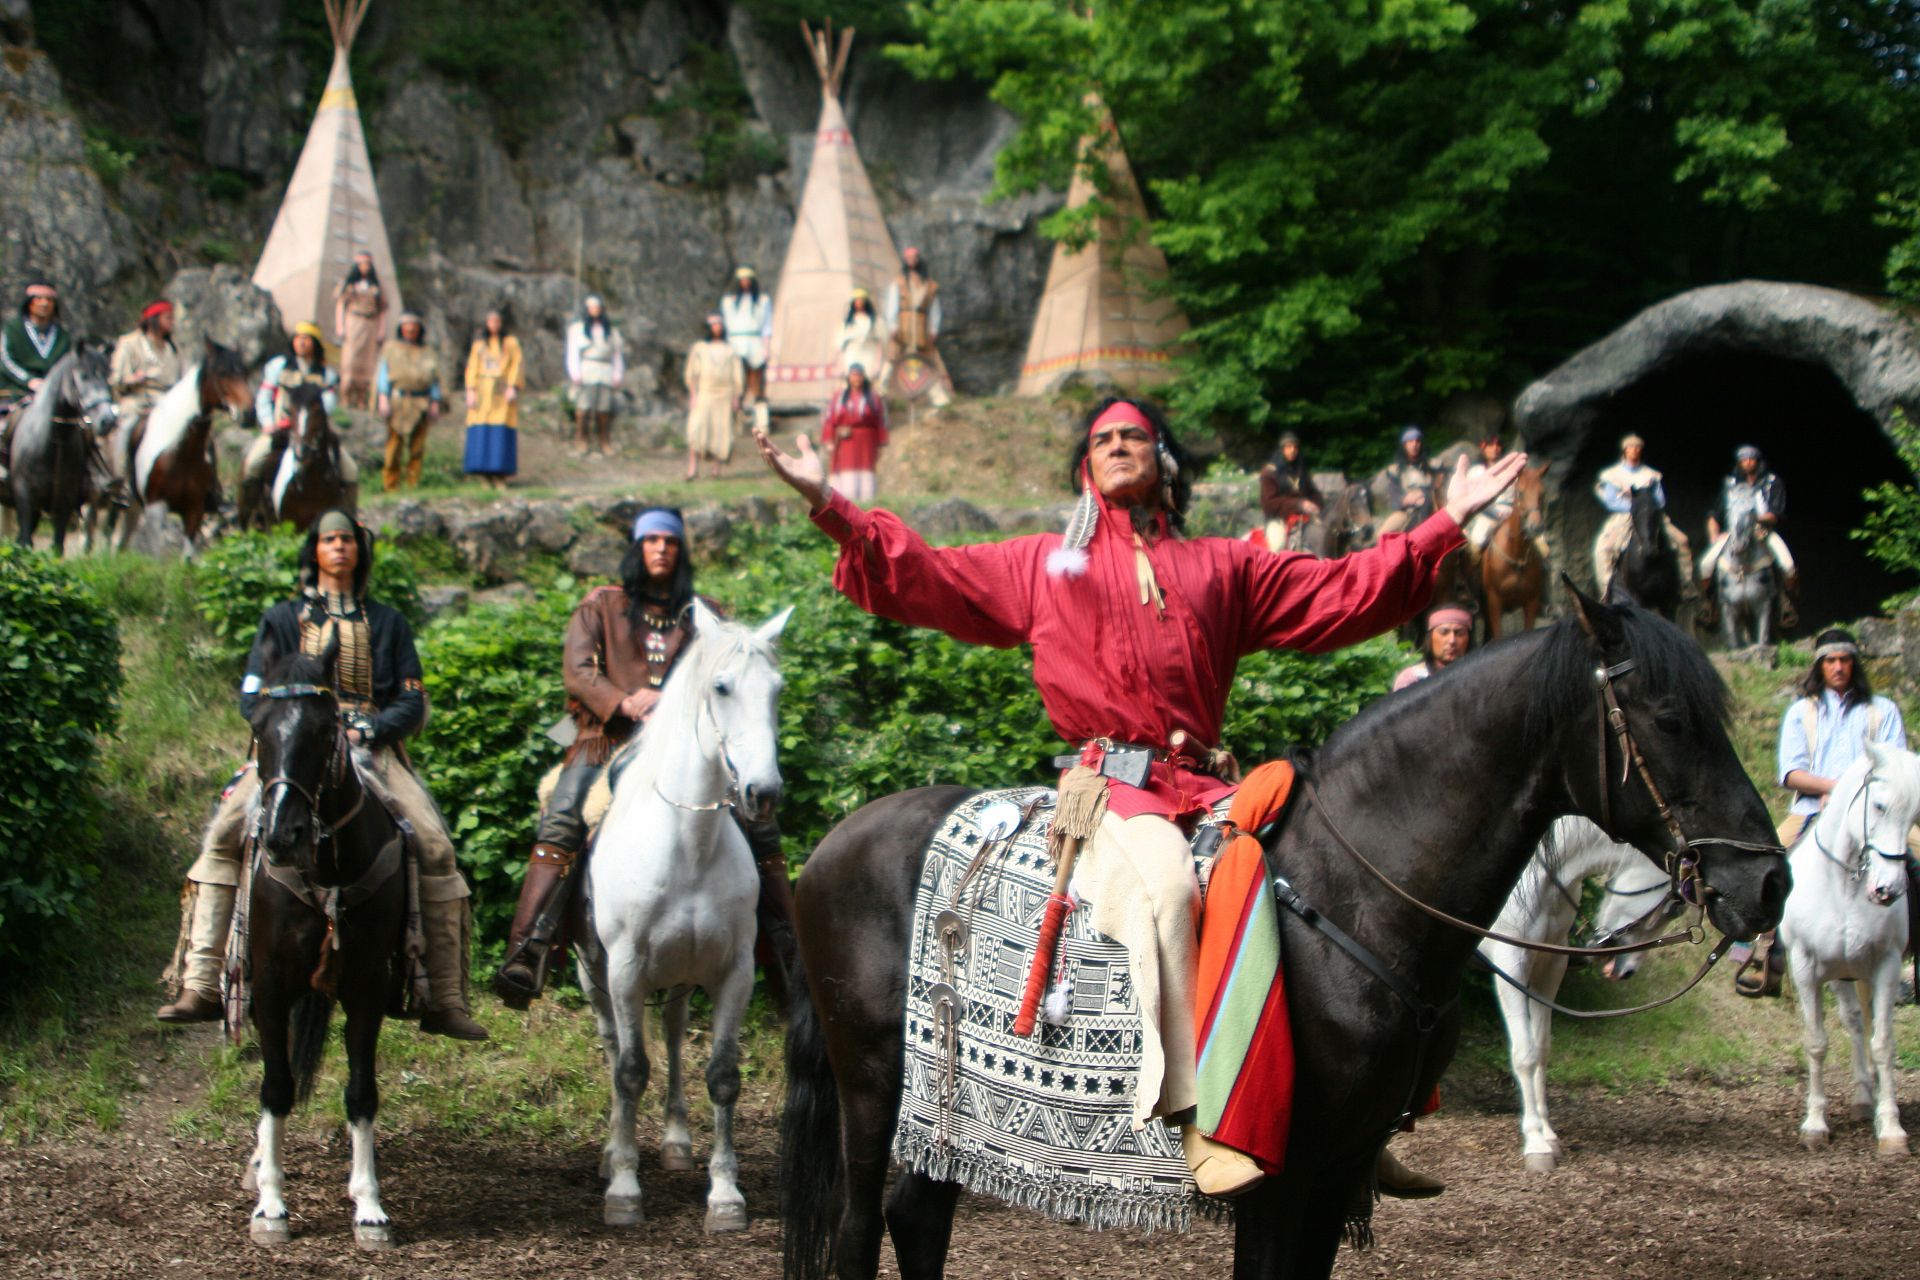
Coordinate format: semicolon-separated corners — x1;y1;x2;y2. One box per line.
4;1034;1915;1280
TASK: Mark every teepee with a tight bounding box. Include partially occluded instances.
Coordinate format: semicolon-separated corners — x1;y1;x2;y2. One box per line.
251;0;402;345
766;23;901;408
1016;100;1189;396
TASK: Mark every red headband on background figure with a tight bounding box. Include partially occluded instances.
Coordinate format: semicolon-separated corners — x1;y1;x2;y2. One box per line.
142;300;173;321
1088;401;1156;441
1428;606;1472;631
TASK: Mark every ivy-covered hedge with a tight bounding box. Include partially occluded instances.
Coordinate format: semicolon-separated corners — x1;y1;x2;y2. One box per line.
193;527;424;663
0;546;121;953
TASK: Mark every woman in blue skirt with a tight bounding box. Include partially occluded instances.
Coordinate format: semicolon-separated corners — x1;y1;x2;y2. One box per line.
464;308;523;489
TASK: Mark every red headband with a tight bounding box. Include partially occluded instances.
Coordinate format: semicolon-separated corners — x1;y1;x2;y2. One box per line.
25;284;56;300
142;300;173;320
1428;607;1472;631
1088;401;1156;441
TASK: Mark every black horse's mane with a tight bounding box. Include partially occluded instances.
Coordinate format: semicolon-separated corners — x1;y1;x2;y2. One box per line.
266;649;330;689
1524;602;1728;741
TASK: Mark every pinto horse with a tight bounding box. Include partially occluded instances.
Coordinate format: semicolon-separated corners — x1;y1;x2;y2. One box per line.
241;637;410;1250
118;339;251;552
268;385;354;530
779;590;1787;1280
0;348;116;554
1480;463;1547;639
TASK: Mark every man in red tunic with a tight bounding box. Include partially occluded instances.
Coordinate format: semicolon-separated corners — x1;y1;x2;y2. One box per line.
755;400;1526;1195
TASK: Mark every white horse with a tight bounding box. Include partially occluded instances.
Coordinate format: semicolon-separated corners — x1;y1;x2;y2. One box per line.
1480;817;1674;1172
580;599;790;1231
1781;744;1920;1155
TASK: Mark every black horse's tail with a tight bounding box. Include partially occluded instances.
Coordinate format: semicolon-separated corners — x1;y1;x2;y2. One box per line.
288;988;335;1105
780;954;841;1280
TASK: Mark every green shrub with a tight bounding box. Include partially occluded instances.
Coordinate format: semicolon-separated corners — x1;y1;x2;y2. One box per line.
192;527;425;665
0;547;121;952
1853;409;1920;610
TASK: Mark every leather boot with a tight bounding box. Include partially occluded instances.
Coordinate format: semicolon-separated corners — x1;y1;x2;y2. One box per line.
570;412;591;456
594;412;614;457
1181;1127;1264;1197
493;845;574;1010
418;880;488;1041
157;881;235;1023
1376;1146;1445;1199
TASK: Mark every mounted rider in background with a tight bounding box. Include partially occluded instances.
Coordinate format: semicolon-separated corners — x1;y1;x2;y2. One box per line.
1591;433;1693;596
1374;424;1445;537
0;281;72;484
1697;444;1797;626
1256;430;1321;551
241;322;356;522
492;507;796;1010
157;510;488;1041
103;299;184;505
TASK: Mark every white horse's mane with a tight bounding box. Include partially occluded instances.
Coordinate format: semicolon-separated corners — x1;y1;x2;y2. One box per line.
132;364;205;496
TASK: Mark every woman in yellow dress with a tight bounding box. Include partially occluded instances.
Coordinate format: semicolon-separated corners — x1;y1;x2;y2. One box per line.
463;308;523;490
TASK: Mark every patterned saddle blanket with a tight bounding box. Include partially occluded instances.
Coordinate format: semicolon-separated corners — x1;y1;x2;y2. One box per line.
892;787;1229;1233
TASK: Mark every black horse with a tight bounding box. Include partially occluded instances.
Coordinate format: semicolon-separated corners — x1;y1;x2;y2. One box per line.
0;347;116;553
1613;485;1682;618
780;591;1788;1280
243;640;409;1251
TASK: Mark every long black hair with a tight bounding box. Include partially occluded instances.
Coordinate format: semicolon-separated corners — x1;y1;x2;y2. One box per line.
296;509;374;599
620;510;694;630
1799;629;1871;708
1066;396;1195;529
287;333;328;370
479;308;514;341
843;295;875;324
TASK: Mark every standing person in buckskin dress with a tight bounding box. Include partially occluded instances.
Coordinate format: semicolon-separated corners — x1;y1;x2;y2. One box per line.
721;266;773;429
333;250;388;410
492;508;797;1010
565;294;627;459
157;510;488;1041
755;398;1525;1196
375;313;442;492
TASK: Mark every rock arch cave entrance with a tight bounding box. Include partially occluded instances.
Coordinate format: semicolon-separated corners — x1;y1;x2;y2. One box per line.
1566;350;1910;632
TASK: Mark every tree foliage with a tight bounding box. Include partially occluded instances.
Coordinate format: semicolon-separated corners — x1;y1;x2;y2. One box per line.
1854;409;1920;608
899;0;1920;455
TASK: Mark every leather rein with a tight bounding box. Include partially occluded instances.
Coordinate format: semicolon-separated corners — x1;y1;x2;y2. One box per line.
254;682;367;855
1288;624;1783;1021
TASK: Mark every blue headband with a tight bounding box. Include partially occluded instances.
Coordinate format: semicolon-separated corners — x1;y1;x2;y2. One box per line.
632;509;685;543
1400;426;1423;444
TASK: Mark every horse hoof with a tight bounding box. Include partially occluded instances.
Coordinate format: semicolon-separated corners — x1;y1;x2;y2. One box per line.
1523;1153;1557;1174
1800;1129;1830;1152
660;1144;696;1172
1850;1102;1874;1124
705;1201;748;1234
354;1222;394;1250
1877;1136;1910;1157
250;1215;291;1245
603;1195;644;1227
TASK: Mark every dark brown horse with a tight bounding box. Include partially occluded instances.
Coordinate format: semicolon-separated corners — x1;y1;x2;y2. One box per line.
780;593;1788;1279
241;638;409;1250
1480;463;1547;639
0;347;116;554
116;339;251;551
266;385;353;531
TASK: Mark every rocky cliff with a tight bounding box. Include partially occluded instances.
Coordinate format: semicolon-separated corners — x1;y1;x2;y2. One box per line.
10;0;1058;404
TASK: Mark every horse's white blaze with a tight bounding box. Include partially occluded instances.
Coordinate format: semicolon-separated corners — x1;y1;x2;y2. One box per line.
249;1110;288;1230
1481;817;1670;1169
583;609;784;1228
132;366;207;499
1783;745;1920;1153
271;442;299;516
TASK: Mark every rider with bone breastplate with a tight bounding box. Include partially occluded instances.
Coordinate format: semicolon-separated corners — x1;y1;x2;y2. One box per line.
0;282;72;482
1591;433;1694;597
755;397;1526;1198
492;508;797;1009
1256;431;1321;552
1697;444;1796;618
157;511;488;1041
1373;425;1445;537
241;323;357;521
1733;630;1911;998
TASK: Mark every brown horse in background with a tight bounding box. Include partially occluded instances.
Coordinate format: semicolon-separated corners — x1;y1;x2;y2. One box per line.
116;339;251;552
266;385;354;531
1480;463;1547;639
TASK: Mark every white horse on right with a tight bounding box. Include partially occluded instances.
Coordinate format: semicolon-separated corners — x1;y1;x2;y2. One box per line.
1782;743;1920;1155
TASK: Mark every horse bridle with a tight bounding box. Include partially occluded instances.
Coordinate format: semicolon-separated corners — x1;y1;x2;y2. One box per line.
650;648;746;813
49;374;113;433
254;683;365;852
1812;769;1908;883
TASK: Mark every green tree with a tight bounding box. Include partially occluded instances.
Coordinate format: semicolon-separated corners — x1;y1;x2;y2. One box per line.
900;0;1920;460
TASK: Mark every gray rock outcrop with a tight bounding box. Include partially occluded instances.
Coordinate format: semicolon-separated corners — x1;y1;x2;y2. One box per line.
164;265;285;366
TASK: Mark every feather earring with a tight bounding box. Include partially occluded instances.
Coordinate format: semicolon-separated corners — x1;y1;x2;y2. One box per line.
1048;478;1098;577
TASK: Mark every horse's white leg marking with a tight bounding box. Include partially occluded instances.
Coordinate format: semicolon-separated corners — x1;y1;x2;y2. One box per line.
1867;959;1909;1154
660;989;696;1172
602;942;648;1226
580;952;621;1182
249;1110;290;1243
1830;978;1875;1126
1494;949;1556;1171
1791;945;1831;1150
348;1117;394;1248
702;950;755;1233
